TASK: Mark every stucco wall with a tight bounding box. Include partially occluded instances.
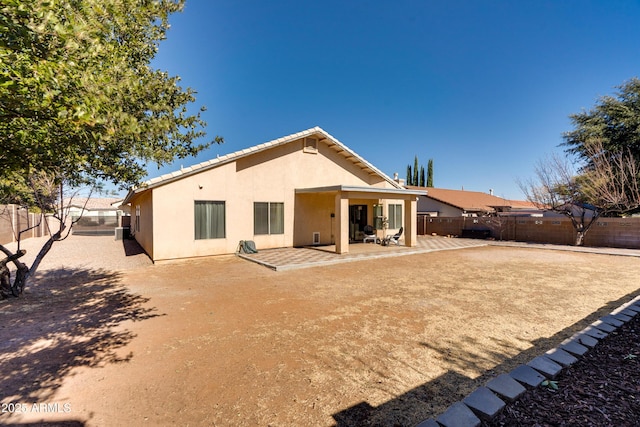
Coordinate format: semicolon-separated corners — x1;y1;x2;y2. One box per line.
140;137;398;261
293;193;336;246
417;198;463;216
130;190;153;259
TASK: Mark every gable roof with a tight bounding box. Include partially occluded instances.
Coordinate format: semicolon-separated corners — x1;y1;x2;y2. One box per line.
408;187;519;213
123;127;401;203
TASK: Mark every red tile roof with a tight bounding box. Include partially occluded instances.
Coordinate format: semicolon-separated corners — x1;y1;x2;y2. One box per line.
407;187;532;213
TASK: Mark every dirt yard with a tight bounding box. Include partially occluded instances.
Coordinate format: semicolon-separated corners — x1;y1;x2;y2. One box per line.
1;236;639;426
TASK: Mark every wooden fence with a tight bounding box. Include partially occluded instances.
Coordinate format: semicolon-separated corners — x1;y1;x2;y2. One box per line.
418;214;640;249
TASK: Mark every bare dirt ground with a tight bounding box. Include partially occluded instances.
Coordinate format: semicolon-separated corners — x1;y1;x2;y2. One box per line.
1;235;639;426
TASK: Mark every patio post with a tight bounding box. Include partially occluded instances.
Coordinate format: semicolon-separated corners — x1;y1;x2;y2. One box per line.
335;193;349;254
404;197;417;247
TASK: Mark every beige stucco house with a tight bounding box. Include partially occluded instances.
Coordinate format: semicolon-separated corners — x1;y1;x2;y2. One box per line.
122;127;426;263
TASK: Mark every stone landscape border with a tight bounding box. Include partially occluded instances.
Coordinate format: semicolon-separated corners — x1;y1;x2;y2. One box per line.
416;296;640;427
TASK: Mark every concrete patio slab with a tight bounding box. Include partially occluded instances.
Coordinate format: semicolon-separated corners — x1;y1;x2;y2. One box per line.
236;235;487;271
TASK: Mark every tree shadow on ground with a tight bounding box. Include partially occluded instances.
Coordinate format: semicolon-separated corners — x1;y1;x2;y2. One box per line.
0;266;162;424
332;289;640;426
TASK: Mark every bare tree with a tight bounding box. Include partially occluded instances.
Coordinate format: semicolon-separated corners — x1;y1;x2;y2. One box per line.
580;139;640;215
519;141;640;246
519;153;593;245
481;214;509;241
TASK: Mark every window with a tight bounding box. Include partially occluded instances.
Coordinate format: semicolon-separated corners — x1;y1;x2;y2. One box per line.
254;202;284;235
195;201;225;239
388;204;402;229
135;205;140;232
374;204;383;229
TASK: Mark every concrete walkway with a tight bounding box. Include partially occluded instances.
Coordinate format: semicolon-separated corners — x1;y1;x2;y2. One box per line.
237;236;488;271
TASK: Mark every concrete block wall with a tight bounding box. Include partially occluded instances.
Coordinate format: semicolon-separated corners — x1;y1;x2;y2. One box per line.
511;218;575;245
420;215;640;249
584;219;640;248
0;204;56;245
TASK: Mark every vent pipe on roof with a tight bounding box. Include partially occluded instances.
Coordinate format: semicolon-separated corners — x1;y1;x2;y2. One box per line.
393;172;405;186
489;188;494;196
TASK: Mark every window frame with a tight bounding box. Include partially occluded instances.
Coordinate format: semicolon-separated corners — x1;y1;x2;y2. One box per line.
373;204;384;230
135;205;140;233
388;203;403;229
194;200;226;240
254;202;284;235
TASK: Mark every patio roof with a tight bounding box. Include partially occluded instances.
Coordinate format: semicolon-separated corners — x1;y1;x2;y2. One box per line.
296;185;427;199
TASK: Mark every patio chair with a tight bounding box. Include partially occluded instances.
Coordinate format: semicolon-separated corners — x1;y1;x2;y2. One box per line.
383;227;403;246
363;225;379;243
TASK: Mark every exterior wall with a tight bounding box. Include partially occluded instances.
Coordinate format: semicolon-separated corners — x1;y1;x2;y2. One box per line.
294;193;336;246
143;138;397;261
129;190;154;259
417;197;463;217
420;215;640;249
293;195;407;247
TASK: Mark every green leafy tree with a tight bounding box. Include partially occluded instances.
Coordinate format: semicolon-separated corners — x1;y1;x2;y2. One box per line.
0;0;221;297
563;77;640;178
1;0;221;187
427;159;434;187
413;156;419;186
419;166;425;187
406;165;412;185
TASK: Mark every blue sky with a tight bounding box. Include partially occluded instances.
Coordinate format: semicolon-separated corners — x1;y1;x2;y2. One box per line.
143;0;640;200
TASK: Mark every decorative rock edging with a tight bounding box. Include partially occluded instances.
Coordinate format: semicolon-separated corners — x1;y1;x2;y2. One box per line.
415;297;640;427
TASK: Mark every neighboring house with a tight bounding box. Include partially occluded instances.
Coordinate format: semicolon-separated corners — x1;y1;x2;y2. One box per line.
406;187;541;217
122;127;426;262
64;197;124;236
505;199;546;217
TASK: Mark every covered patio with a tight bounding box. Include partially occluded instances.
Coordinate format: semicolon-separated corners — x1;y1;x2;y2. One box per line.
294;185;427;254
